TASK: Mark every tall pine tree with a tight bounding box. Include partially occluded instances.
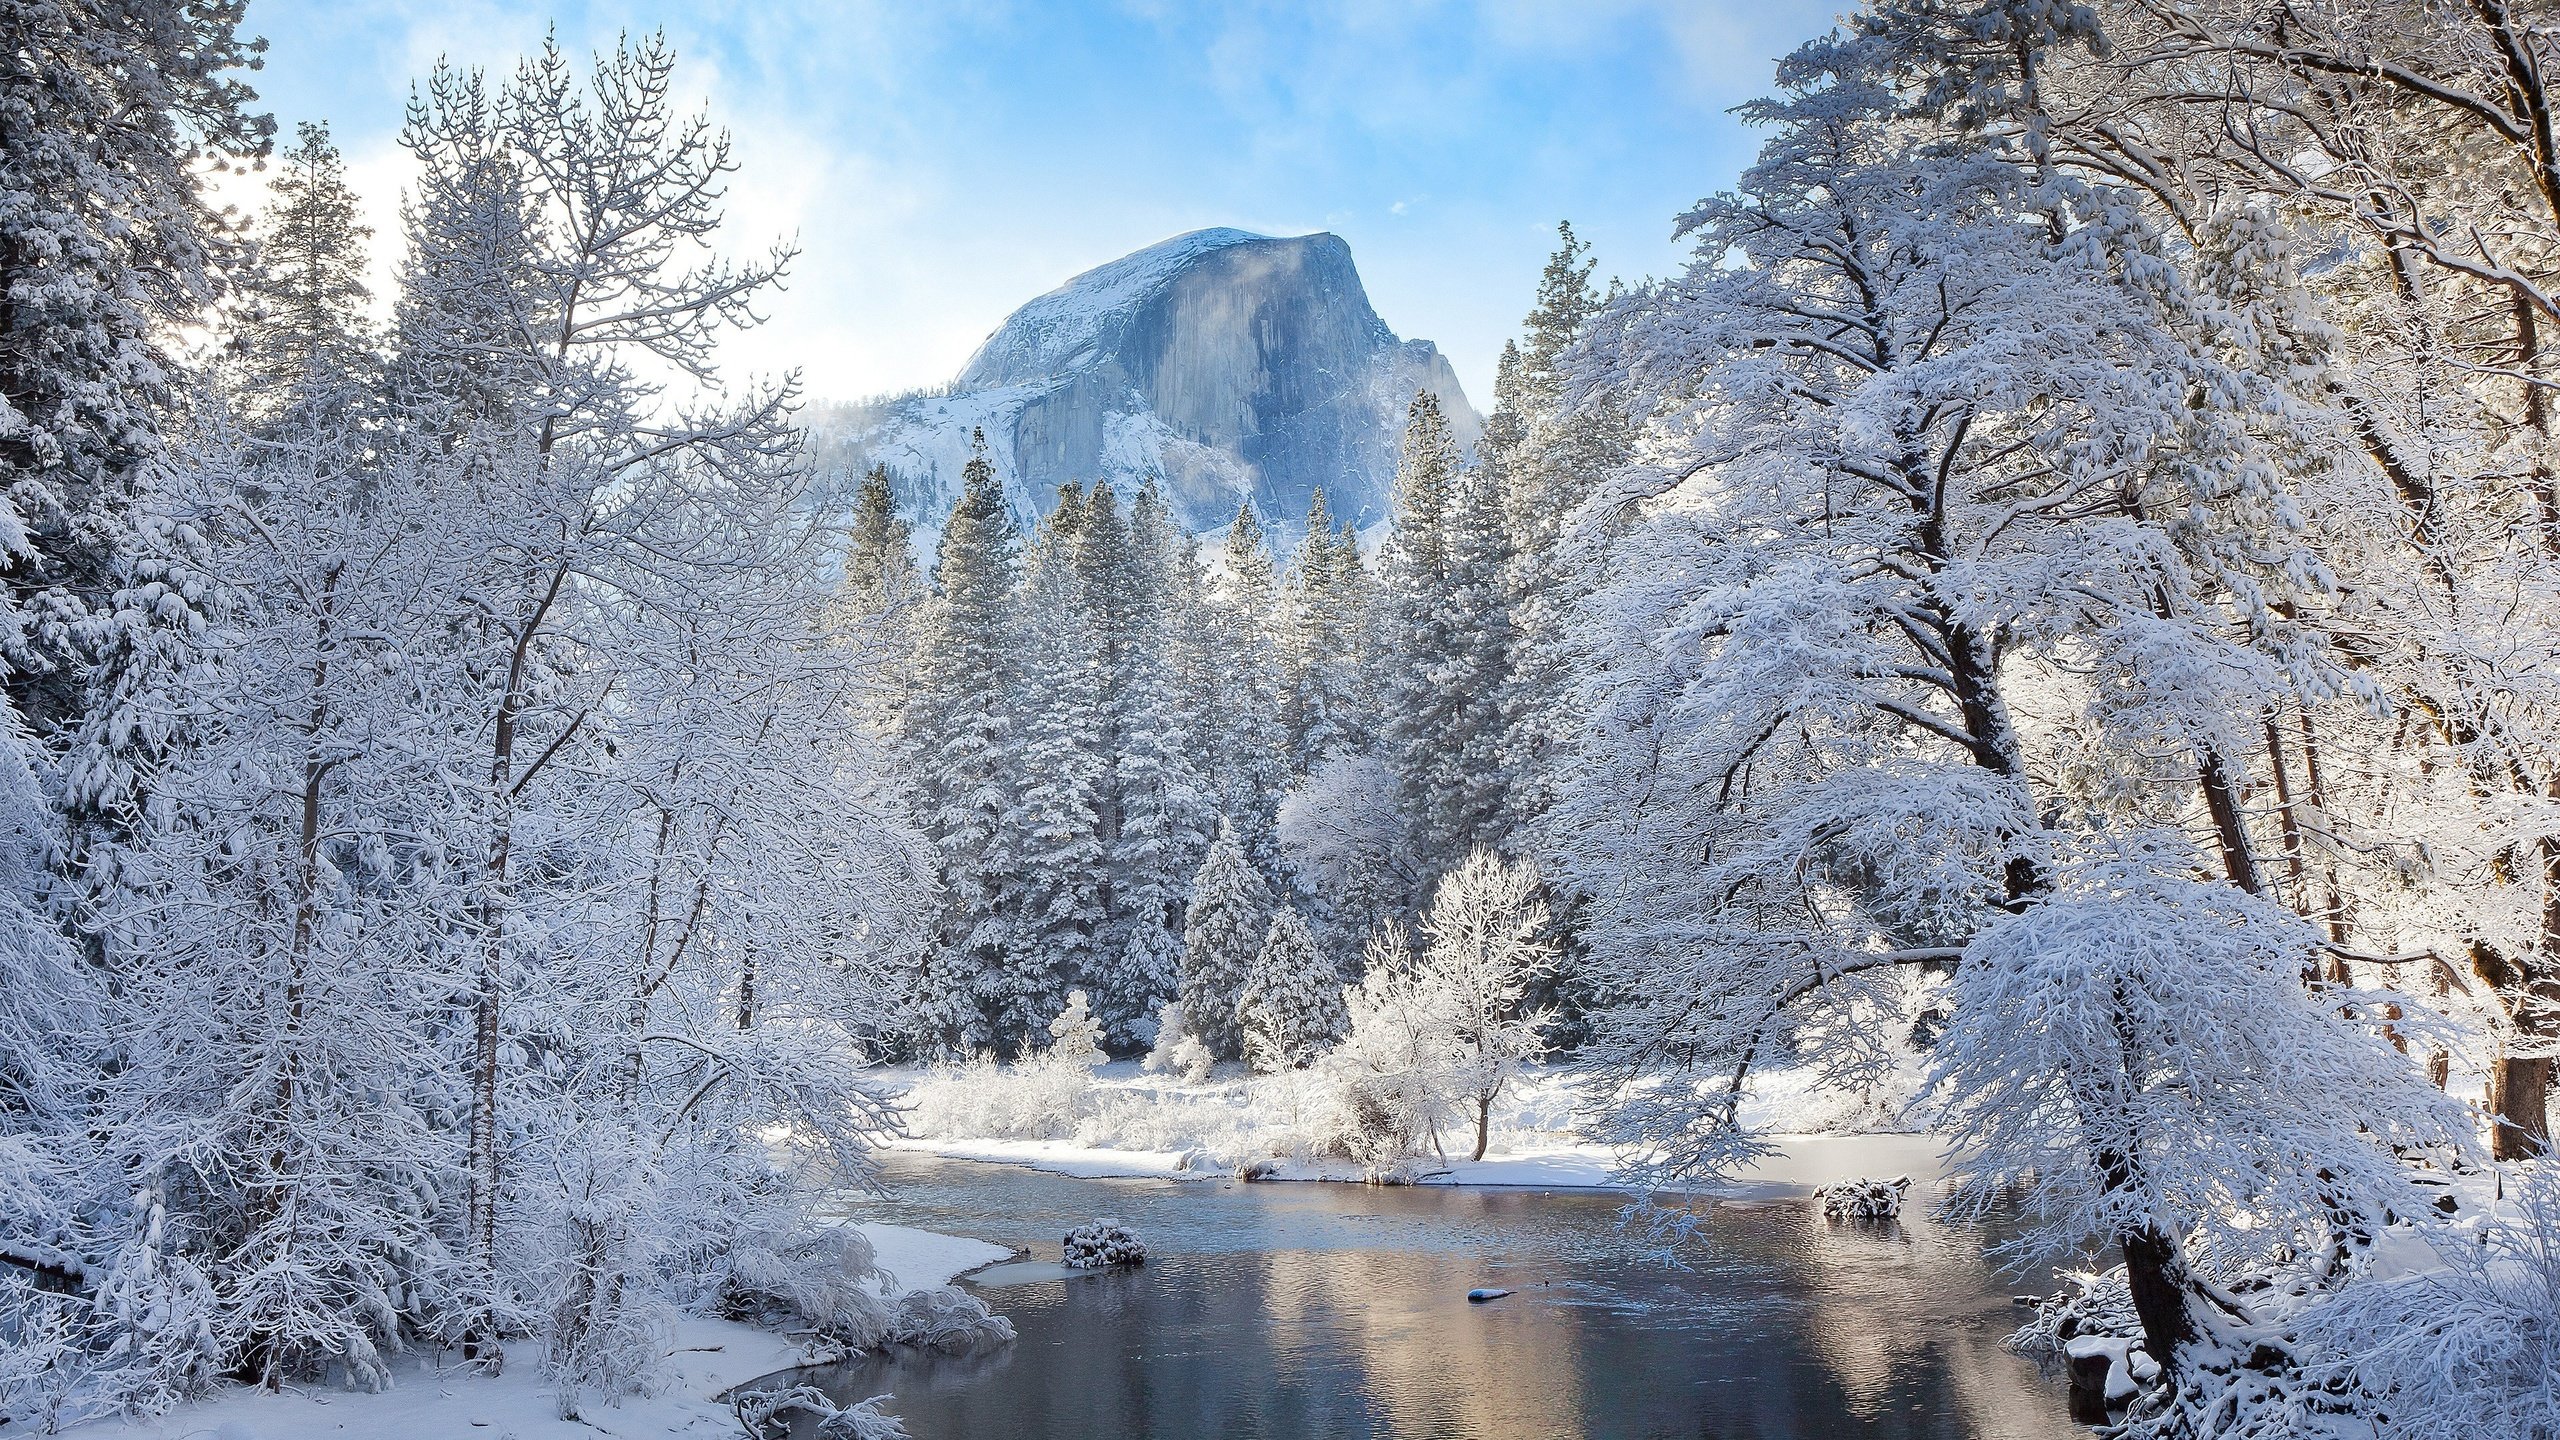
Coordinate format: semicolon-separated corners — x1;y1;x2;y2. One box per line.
908;431;1024;1053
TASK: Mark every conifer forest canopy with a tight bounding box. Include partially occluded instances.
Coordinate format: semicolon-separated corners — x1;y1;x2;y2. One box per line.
3;2;2559;1438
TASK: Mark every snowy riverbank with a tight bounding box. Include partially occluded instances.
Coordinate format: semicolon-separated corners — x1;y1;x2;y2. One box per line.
63;1224;1011;1440
889;1059;1946;1197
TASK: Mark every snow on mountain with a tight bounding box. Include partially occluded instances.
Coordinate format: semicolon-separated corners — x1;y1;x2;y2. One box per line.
812;228;1482;547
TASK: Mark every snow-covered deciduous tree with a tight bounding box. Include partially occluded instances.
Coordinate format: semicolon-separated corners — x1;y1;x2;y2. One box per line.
1412;848;1552;1161
1554;28;2469;1378
1322;922;1458;1176
1239;908;1346;1074
1860;0;2560;1162
1277;752;1417;962
1179;821;1269;1062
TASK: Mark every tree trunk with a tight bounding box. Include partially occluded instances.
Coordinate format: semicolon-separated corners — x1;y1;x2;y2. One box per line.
1472;1094;1492;1163
2490;1054;2553;1160
2120;1224;2198;1367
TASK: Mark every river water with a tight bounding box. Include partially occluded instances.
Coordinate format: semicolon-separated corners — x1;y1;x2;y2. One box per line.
800;1151;2073;1439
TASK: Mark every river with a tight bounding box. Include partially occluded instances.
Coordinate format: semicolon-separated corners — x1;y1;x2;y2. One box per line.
799;1151;2074;1438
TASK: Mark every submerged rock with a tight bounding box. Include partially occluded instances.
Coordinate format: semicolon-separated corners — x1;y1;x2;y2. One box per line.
1466;1288;1512;1303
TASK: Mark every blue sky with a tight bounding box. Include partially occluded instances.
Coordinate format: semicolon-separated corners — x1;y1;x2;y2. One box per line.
238;0;1838;409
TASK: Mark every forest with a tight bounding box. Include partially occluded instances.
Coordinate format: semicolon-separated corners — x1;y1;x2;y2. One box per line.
5;2;2559;1438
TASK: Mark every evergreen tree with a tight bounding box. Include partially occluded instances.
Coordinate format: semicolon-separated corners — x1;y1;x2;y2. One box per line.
907;431;1024;1054
841;464;922;614
1380;390;1512;883
1279;488;1375;776
232;122;374;425
1492;223;1625;857
833;463;924;738
1211;503;1288;870
1178;820;1269;1061
1097;481;1213;1045
1240;907;1347;1073
1;0;271;734
1002;484;1107;1044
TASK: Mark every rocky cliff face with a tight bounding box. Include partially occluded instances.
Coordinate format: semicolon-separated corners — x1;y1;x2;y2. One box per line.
819;228;1480;544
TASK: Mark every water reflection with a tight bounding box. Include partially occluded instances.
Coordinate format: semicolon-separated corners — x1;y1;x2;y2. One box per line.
798;1154;2069;1439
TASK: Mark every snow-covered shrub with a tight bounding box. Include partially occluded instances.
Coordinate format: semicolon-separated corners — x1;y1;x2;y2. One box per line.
2300;1165;2560;1440
904;1053;1096;1141
1166;1034;1215;1085
1141;1001;1216;1083
887;1286;1017;1354
719;1220;895;1352
1815;1176;1909;1221
1061;1221;1146;1268
1240;908;1347;1073
1141;1001;1190;1074
1046;990;1107;1069
735;1382;909;1440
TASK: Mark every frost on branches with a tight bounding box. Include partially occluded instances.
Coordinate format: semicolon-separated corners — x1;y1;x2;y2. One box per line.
2;34;929;1425
1550;21;2473;1411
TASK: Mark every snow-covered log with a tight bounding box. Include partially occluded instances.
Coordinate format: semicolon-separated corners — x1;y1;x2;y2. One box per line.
1815;1176;1910;1221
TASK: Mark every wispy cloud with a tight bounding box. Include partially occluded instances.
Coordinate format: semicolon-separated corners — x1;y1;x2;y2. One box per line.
238;0;1828;406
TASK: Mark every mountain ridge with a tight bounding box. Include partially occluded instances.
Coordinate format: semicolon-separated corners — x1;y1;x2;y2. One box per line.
814;228;1481;545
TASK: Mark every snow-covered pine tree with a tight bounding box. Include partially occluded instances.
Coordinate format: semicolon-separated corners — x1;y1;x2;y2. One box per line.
1380;392;1459;886
1001;485;1107;1050
1240;908;1346;1073
828;463;926;749
1210;502;1289;873
0;0;270;735
1278;488;1375;776
1441;460;1515;858
907;431;1025;1055
1178;820;1269;1062
230;122;374;425
1379;390;1513;883
1097;481;1214;1046
1556;30;2470;1378
1493;223;1629;862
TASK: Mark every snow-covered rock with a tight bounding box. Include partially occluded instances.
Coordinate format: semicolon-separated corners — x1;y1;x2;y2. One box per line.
813;228;1480;546
1060;1220;1147;1268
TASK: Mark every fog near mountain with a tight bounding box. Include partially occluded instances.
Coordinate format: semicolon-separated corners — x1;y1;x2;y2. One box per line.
812;228;1481;543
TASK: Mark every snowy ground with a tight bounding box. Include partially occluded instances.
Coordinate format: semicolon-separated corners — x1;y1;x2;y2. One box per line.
65;1224;1011;1440
890;1059;1948;1197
